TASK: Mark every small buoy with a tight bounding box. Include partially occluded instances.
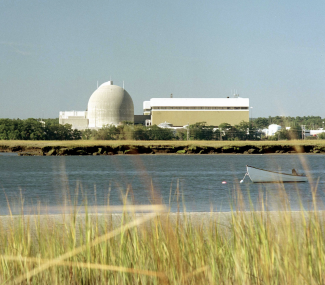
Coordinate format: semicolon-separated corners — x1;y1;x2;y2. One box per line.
222;181;227;184
240;180;244;183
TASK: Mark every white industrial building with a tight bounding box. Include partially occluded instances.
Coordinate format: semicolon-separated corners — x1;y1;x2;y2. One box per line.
143;97;250;127
59;111;88;130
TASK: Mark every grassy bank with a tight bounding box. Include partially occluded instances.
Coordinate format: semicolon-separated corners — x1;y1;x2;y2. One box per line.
2;139;325;148
1;140;325;155
1;205;325;284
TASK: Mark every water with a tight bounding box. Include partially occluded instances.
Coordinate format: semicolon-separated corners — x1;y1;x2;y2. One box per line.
0;153;325;214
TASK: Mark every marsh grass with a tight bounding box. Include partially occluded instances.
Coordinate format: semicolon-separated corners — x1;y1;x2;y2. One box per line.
0;194;325;284
2;139;325;150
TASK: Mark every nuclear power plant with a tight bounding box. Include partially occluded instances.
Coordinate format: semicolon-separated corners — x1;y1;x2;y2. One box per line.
59;80;250;129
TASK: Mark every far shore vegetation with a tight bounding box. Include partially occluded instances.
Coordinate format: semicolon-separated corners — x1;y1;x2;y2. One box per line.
2;139;325;150
1;116;325;142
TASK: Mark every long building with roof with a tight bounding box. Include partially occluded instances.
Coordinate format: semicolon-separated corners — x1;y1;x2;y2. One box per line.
143;96;249;127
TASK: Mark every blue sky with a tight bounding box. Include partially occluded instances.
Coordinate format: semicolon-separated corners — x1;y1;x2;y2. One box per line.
1;0;324;119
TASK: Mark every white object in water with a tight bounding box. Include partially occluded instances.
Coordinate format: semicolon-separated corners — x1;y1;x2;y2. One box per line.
246;165;307;183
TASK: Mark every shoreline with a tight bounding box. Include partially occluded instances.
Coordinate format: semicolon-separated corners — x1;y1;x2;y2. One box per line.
1;140;325;156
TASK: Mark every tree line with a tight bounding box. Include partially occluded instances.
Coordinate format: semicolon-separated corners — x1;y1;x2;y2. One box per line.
0;116;324;141
0;119;81;140
253;116;325;130
0;119;258;141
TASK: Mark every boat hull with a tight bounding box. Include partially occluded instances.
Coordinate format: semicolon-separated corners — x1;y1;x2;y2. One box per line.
247;165;308;183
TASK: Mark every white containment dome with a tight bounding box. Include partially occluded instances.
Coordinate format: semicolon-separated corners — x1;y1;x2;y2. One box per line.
87;81;134;128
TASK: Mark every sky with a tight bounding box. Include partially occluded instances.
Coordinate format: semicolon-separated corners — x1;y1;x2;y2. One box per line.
0;0;324;119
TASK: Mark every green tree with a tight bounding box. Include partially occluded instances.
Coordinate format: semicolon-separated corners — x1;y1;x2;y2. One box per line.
317;132;325;139
273;126;301;140
81;129;93;140
148;125;174;140
46;124;78;140
117;125;134;140
133;125;150;140
17;119;46;140
275;129;290;140
0;118;82;140
93;125;118;140
0;119;12;140
174;129;187;140
218;123;232;140
189;122;214;140
254;117;269;129
233;121;259;140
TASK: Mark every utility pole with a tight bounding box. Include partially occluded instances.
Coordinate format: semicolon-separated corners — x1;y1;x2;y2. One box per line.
301;125;306;140
187;123;189;141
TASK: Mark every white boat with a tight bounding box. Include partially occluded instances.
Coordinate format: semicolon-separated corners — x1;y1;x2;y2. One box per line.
246;165;308;183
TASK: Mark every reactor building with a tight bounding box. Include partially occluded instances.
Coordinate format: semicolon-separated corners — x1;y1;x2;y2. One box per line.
59;80;134;129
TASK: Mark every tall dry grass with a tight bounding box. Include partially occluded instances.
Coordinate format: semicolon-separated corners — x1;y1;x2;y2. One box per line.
0;193;325;284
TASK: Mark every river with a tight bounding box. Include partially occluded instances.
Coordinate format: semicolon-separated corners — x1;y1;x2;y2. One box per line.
0;153;324;214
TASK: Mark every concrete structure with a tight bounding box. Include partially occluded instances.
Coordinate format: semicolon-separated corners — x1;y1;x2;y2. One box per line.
143;97;249;127
134;115;150;125
59;81;134;130
59;111;88;129
88;81;134;128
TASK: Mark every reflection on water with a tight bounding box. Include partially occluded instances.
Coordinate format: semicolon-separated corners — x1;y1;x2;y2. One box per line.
0;154;324;214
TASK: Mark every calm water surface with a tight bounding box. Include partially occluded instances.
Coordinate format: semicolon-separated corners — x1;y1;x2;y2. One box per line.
0;153;325;214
